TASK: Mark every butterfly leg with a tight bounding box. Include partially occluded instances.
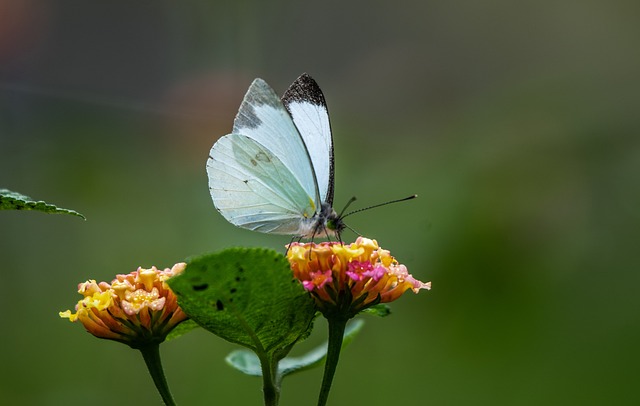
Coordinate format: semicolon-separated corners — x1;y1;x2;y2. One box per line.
285;235;304;255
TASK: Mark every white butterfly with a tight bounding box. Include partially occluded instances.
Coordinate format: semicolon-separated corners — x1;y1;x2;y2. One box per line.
206;73;344;239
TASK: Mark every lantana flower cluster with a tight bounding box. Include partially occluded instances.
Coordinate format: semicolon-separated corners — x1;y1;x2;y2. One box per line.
287;237;430;317
60;263;188;348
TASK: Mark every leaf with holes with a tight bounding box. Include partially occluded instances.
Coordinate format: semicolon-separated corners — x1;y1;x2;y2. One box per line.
0;188;85;219
167;248;316;361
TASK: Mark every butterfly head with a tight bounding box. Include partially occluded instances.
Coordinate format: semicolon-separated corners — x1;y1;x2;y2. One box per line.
316;202;346;239
306;197;355;241
325;210;346;236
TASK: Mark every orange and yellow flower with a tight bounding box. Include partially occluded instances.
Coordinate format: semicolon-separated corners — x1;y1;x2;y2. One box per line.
59;263;188;348
287;237;430;317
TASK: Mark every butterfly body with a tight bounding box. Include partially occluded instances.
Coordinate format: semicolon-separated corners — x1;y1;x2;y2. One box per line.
207;73;342;239
302;202;344;239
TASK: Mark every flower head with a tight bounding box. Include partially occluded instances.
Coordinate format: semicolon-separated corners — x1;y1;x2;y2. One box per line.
287;237;430;318
60;263;188;348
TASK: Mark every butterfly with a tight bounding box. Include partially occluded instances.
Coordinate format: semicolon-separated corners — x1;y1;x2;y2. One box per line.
206;73;344;240
207;73;415;241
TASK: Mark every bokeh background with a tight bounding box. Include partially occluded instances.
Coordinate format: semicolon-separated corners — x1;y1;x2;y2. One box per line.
1;1;639;405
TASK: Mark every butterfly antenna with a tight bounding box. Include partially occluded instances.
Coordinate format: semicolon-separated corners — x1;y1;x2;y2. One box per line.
342;194;417;219
338;196;358;218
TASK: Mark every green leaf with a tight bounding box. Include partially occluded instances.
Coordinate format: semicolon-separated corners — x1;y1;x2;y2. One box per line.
165;319;200;342
225;318;366;378
362;303;391;317
167;248;316;360
225;349;262;377
0;188;85;219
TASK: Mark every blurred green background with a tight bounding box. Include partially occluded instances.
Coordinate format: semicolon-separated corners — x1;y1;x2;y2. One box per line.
1;1;639;405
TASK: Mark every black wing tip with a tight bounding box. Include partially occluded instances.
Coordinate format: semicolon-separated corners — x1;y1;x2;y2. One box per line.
295;72;315;84
282;72;327;107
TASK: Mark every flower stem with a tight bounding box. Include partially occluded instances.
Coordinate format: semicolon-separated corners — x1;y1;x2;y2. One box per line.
139;344;177;406
258;353;280;406
317;317;348;406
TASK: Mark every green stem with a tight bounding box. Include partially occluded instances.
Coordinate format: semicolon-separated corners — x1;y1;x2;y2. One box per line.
317;317;348;406
259;354;280;406
139;344;177;406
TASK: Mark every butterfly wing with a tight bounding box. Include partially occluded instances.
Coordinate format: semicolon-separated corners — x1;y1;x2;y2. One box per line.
282;73;335;206
232;78;321;207
207;133;317;235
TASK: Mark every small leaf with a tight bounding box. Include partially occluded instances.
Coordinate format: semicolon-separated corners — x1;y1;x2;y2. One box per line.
362;303;391;317
166;319;200;342
0;188;85;219
226;349;262;377
167;248;316;360
225;319;366;378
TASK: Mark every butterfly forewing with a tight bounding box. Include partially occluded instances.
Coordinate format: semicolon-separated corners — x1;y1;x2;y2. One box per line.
232;78;321;208
207;133;316;235
282;73;334;206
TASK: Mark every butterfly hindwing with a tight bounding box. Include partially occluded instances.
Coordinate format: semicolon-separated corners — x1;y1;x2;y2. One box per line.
207;133;316;235
282;73;334;206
